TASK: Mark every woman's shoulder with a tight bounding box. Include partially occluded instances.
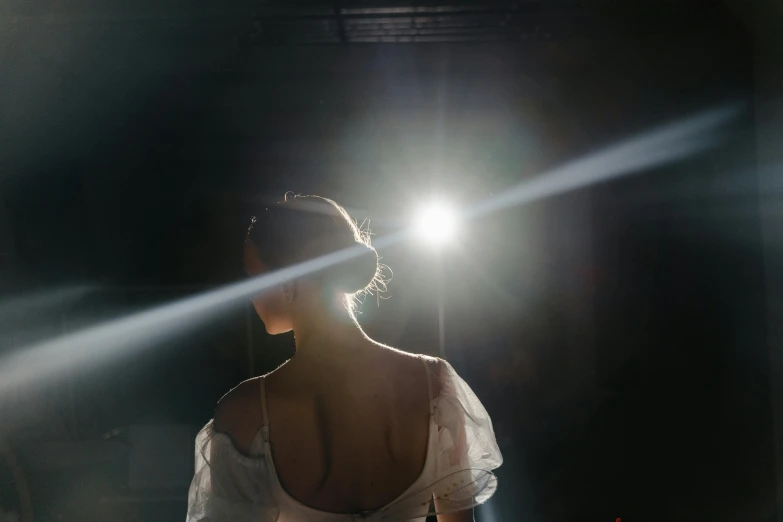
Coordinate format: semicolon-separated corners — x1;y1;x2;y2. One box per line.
381;346;444;370
375;347;437;371
213;376;264;455
379;349;451;398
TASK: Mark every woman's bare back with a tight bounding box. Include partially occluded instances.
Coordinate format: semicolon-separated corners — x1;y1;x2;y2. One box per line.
214;347;434;514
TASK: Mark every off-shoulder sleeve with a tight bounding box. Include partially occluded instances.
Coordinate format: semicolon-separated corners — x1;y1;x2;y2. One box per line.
429;359;503;514
381;359;503;520
186;421;279;522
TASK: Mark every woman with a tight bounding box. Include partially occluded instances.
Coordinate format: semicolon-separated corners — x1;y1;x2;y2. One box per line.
187;194;502;521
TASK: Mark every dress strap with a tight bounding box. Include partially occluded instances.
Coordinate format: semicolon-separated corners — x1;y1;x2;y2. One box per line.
421;356;435;412
258;377;270;427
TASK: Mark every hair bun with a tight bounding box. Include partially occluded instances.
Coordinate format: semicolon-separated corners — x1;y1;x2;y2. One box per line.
246;194;389;303
331;245;380;295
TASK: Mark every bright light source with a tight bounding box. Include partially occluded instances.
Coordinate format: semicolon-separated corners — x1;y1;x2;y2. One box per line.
414;201;458;246
0;105;740;399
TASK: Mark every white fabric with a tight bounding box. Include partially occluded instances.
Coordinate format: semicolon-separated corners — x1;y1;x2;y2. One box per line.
186;358;502;521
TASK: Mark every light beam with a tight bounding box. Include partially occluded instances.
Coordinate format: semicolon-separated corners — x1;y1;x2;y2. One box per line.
0;103;744;397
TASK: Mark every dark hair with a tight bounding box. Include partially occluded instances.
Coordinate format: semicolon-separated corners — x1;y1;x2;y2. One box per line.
245;194;384;299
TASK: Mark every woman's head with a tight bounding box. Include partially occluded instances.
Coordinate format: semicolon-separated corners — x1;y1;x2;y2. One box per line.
243;194;382;334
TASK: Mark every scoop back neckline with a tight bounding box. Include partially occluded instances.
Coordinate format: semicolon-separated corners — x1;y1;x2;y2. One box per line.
259;355;437;517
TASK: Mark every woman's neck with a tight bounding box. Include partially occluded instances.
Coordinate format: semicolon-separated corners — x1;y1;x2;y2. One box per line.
290;308;374;369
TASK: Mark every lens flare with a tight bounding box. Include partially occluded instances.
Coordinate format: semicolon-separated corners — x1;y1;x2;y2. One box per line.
415;201;458;246
0;103;744;397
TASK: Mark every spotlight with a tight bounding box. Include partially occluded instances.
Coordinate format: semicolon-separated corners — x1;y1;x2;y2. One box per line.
414;201;458;246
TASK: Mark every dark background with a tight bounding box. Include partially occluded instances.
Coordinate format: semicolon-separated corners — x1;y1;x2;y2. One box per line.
0;1;780;521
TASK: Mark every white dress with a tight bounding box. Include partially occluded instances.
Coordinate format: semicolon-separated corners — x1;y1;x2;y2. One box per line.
186;357;503;521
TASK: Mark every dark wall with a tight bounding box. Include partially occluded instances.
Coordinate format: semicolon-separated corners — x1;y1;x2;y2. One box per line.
0;2;774;521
